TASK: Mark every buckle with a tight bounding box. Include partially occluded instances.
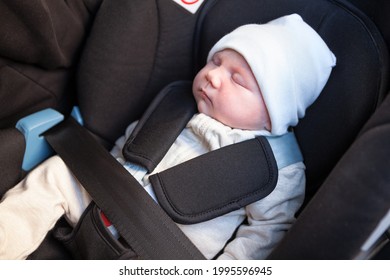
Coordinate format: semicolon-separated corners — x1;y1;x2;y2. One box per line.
16;109;64;171
15;107;84;171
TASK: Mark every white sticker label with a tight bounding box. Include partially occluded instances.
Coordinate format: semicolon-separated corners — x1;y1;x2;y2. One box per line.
172;0;205;14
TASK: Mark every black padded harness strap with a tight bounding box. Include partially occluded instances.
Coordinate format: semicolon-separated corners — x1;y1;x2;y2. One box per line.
150;136;278;224
123;81;197;172
44;118;205;260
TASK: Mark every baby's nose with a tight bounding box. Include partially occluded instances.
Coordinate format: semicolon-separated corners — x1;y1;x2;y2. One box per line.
206;68;222;89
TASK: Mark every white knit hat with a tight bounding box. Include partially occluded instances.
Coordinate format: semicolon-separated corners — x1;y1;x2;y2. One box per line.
207;14;336;135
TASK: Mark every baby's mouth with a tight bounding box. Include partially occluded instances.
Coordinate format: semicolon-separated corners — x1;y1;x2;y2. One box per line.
200;89;212;104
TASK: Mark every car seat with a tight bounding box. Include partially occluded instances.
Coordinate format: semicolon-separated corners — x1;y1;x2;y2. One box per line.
1;0;389;259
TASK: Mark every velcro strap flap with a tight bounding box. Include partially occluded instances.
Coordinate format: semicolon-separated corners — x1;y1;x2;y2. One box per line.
149;136;278;224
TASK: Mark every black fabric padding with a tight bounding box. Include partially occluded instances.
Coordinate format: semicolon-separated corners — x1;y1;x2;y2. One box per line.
268;94;390;260
0;0;102;128
53;203;138;260
27;218;73;260
0;128;25;197
150;137;278;224
123;81;197;172
195;0;389;203
45;118;205;260
0;0;102;68
77;0;200;145
347;0;390;53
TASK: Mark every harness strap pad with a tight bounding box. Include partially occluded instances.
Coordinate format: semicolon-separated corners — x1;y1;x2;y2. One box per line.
122;81;197;172
149;132;302;224
149;136;279;224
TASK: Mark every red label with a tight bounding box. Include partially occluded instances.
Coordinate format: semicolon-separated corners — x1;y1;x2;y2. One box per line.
181;0;200;4
100;211;112;227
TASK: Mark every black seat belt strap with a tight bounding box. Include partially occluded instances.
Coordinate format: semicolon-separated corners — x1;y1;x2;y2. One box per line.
44;118;205;260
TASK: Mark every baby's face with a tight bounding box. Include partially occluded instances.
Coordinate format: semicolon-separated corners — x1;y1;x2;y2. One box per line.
193;49;270;131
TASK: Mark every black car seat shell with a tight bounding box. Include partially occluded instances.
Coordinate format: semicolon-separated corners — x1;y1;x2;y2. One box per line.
0;0;389;259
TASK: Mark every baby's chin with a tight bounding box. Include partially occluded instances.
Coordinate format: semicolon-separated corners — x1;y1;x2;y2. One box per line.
216;118;269;131
196;102;212;116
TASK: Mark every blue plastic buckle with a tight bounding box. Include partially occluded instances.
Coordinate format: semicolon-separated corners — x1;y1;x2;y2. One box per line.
16;109;64;171
15;107;84;172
